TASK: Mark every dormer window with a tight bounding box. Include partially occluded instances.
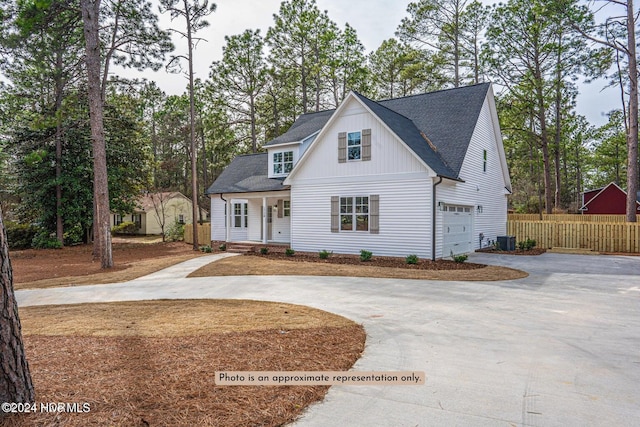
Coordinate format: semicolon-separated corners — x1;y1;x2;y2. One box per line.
347;132;361;161
273;151;294;175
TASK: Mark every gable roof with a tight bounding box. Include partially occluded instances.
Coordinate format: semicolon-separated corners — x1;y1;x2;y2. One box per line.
205;153;288;194
376;83;490;176
352;91;457;179
209;83;495;194
266;83;490;178
135;192;189;213
580;182;640;211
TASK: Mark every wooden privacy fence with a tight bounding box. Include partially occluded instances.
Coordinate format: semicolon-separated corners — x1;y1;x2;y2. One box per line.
507;221;640;253
184;223;211;245
508;214;627;222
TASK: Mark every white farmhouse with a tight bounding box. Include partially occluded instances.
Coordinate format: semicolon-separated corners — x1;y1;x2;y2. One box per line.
206;83;511;259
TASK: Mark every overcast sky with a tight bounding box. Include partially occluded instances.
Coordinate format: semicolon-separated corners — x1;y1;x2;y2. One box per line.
121;0;619;126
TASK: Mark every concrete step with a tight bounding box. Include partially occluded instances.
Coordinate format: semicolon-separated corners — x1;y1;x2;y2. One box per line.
226;244;255;254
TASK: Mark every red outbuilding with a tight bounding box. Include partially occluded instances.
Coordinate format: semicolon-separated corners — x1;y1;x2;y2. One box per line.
580;182;640;215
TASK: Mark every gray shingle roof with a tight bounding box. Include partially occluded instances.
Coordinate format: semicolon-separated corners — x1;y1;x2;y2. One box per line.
205;153;288;194
353;92;458;179
207;83;492;194
376;83;491;176
264;109;334;146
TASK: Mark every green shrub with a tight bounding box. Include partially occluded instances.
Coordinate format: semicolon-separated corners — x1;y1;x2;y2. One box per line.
285;248;295;257
517;239;536;251
31;231;62;249
5;222;39;249
453;254;468;263
165;220;185;242
406;254;419;264
319;249;333;259
260;247;269;255
199;245;212;253
63;224;84;246
219;243;227;251
111;221;137;235
360;249;373;262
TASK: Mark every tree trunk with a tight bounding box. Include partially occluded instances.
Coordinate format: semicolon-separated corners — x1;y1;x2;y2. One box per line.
0;210;35;406
184;0;199;250
626;0;638;222
553;31;563;210
55;50;64;246
82;0;113;268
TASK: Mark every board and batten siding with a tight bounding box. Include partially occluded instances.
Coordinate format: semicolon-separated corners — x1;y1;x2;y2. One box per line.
435;97;508;258
291;177;432;257
291;97;427;182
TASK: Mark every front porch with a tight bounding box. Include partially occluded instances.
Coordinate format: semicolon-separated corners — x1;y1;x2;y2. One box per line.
211;191;291;245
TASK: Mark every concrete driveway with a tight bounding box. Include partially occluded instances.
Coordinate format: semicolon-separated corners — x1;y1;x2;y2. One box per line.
16;252;640;426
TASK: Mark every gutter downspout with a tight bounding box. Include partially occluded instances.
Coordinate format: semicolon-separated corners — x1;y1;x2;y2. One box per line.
432;176;443;261
219;194;227;242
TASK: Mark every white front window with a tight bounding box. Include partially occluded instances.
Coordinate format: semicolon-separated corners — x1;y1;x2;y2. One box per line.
233;203;248;228
273;151;294;175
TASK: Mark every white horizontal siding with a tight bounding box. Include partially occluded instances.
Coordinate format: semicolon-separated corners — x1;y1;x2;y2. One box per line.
435;97;508;258
291;176;433;258
210;197;226;241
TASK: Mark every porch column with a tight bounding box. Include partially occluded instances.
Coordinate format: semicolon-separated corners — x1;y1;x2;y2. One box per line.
226;199;231;242
262;197;268;244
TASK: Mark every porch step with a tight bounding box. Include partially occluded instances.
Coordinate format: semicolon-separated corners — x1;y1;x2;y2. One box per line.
226;244;255;254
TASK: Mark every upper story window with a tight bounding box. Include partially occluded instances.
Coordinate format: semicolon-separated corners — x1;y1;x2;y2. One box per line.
347;132;361;161
483;149;487;173
338;129;370;163
273;151;294;175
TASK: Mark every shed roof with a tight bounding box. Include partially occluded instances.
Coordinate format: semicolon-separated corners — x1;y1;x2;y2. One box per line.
206;153;288;194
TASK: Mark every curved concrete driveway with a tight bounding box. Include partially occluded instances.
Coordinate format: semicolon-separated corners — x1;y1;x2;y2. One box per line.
16;252;640;426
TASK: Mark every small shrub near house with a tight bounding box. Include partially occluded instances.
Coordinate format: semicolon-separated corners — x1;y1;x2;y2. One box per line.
260;247;269;255
111;221;137;235
219;243;227;251
200;245;213;253
517;238;537;251
285;248;295;257
319;250;333;259
405;254;419;264
450;250;468;263
166;220;185;242
360;249;373;262
453;254;468;263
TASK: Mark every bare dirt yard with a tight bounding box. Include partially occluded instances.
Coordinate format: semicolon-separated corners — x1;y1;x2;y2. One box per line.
5;300;364;427
10;239;204;289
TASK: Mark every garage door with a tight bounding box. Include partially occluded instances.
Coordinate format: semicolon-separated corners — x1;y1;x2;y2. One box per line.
443;204;473;257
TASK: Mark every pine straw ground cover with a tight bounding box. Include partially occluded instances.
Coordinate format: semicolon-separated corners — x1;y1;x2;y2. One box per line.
10;241;205;290
5;300;365;427
189;249;528;281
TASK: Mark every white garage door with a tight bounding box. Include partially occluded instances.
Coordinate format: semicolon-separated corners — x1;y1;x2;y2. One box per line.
443;205;473;257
